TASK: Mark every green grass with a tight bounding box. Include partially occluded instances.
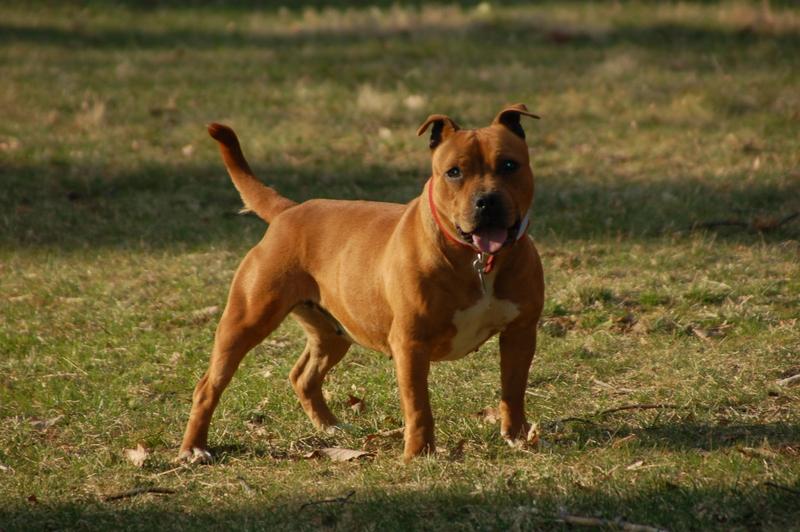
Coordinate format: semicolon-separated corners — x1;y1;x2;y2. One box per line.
2;1;800;530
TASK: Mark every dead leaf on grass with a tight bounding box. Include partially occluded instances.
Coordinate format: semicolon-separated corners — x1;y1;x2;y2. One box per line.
738;446;778;460
474;406;500;424
192;305;219;322
304;448;373;462
687;323;731;342
777;373;800;387
347;394;365;414
58;296;85;304
264;339;291;349
541;316;575;337
611;434;638;448
626;460;645;471
777;444;799;456
613;313;638;333
363;427;404;448
448;439;466;461
124;443;150;467
526;423;540;447
29;415;64;430
0;463;14;474
0;137;21;152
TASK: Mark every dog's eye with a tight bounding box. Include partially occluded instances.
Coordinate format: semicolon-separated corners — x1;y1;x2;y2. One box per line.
499;159;519;174
445;166;462;179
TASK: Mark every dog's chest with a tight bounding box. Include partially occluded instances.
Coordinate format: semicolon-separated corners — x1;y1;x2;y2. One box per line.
439;278;520;361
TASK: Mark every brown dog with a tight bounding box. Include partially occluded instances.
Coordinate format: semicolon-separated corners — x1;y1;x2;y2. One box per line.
178;104;545;462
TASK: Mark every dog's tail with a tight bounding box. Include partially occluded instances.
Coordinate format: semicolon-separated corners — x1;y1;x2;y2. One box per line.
207;123;297;223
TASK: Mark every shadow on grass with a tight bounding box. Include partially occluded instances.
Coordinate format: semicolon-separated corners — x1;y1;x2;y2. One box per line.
562;420;800;451
1;12;799;55
15;0;800;10
1;477;798;531
2;160;798;251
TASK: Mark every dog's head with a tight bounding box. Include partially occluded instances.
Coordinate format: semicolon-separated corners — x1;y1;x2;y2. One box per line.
418;104;539;254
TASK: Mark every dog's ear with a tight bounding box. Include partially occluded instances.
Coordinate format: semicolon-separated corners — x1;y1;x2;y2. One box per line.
492;104;540;139
416;114;460;150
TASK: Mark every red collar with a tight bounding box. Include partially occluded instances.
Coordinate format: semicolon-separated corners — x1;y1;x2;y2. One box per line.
426;178;529;274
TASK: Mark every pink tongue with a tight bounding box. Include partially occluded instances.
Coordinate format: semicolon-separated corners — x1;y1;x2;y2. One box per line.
472;228;508;254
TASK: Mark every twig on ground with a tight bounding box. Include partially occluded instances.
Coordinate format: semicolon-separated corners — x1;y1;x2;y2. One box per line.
545;417;596;429
690;211;799;233
691;220;747;230
559;513;668;532
546;404;680;429
775;211;800;228
598;403;680;417
152;465;186;477
764;481;800;496
299;490;356;511
777;374;800;387
103;486;176;501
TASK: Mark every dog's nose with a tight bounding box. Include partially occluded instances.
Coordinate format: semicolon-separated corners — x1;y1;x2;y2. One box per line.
475;192;502;211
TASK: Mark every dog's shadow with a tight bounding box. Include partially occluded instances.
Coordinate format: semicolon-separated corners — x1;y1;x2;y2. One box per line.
553;419;800;452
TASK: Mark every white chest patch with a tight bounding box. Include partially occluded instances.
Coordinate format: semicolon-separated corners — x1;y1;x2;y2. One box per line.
439;276;520;361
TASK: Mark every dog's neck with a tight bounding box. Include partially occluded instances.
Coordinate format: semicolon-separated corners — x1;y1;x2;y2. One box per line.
419;178;529;291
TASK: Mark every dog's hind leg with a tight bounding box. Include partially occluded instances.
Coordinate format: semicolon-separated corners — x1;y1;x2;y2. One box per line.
178;248;299;462
288;305;351;430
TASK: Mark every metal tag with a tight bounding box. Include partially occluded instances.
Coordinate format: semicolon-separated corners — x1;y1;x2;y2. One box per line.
472;253;487;293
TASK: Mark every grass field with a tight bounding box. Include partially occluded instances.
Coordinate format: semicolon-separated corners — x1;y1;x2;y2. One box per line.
1;1;799;530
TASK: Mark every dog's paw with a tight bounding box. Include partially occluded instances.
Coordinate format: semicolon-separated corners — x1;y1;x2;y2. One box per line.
175;447;213;464
503;422;540;449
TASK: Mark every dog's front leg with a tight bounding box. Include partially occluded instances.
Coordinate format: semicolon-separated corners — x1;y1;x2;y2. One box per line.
391;338;435;461
498;320;538;443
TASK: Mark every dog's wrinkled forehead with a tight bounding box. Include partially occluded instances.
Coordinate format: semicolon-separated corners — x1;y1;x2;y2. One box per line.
417;103;539;155
434;127;530;168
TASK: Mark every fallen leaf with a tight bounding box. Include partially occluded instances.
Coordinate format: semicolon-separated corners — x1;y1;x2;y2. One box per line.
0;463;14;474
546;29;575;44
448;439;466;461
613;313;638;332
347;394;365;414
27;494;38;504
124;443;150;467
169;351;182;366
738;446;778;460
688;323;730;342
364;427;404;445
475;407;500;424
265;339;290;349
403;94;426;111
0;137;21;151
526;423;540;447
30;415;64;430
611;434;638;448
237;476;255;495
191;305;219;322
305;448;373;462
541;316;574;337
626;460;645;471
777;374;800;387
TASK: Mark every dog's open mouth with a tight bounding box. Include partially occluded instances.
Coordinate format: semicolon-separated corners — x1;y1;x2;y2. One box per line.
457;219;521;254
